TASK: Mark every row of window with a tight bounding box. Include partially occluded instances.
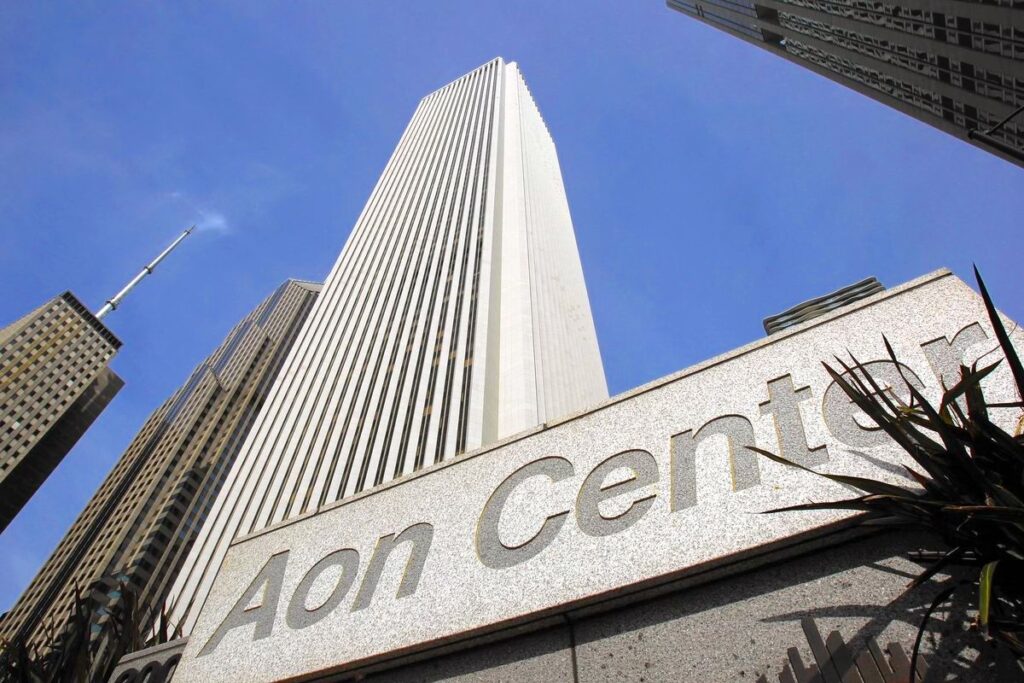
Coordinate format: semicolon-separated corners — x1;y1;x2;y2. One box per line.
778;11;1023;111
782;0;1024;59
786;38;1022;147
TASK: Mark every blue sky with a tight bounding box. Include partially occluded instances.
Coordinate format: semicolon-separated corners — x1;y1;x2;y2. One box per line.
0;3;1020;612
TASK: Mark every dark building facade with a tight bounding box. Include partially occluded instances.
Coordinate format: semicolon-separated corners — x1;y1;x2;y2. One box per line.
763;276;884;334
0;279;320;656
667;0;1024;166
0;292;124;533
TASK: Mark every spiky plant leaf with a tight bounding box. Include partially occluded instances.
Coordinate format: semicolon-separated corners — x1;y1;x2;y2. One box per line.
974;266;1024;401
747;445;915;498
979;561;998;635
753;269;1024;665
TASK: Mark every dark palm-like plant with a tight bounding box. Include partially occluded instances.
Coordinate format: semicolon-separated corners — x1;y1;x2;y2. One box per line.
0;583;96;683
0;578;181;683
751;268;1024;671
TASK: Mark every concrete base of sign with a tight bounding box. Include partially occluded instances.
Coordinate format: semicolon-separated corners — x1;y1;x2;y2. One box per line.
354;531;1018;682
109;638;187;683
112;530;1021;681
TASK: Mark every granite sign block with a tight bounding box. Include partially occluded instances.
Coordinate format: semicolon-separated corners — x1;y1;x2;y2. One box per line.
173;270;1022;682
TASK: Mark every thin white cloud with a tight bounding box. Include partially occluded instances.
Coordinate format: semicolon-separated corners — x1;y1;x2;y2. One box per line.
196;209;230;234
167;191;231;235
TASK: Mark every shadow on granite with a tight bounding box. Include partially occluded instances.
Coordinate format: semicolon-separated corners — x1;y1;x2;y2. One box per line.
347;531;1020;682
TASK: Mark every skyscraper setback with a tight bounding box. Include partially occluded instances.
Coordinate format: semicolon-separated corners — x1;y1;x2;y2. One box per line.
667;0;1024;166
165;57;608;634
0;280;320;655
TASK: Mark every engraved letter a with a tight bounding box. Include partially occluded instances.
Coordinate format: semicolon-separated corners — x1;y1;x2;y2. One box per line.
198;551;289;657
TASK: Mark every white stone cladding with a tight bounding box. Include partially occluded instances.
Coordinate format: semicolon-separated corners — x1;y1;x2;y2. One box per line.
164;58;607;634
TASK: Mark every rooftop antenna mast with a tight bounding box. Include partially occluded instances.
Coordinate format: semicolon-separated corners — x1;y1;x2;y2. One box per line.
96;225;195;319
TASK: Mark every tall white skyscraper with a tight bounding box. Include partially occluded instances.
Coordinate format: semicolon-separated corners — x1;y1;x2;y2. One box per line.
166;57;607;633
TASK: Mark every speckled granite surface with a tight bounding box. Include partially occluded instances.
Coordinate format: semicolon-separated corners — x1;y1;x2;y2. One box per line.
172;270;1024;682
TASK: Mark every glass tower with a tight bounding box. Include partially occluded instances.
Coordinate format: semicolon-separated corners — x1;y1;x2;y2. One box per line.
0;280;320;659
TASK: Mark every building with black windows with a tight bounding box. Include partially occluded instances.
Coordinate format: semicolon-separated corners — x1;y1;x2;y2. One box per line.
667;0;1024;166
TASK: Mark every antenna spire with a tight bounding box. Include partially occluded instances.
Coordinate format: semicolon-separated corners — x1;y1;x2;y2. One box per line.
96;226;195;319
